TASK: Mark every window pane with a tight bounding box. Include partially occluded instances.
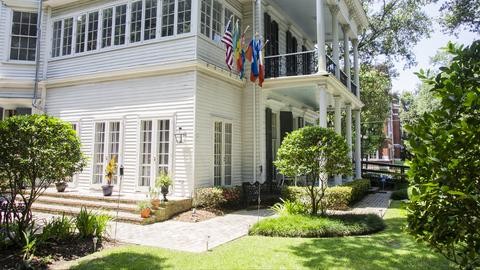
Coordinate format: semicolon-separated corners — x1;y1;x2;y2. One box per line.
102;8;113;48
130;1;143;43
10;11;37;61
75;14;86;53
200;0;211;38
177;0;191;34
212;1;222;41
161;0;175;37
87;11;99;51
157;120;170;174
139;120;153;187
93;122;106;184
114;5;127;45
144;0;157;40
63;18;73;55
52;20;62;57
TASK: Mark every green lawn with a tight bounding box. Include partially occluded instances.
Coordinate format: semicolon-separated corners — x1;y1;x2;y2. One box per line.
70;201;454;270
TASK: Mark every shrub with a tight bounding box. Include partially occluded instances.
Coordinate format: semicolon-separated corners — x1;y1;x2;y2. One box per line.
271;199;308;216
282;179;371;210
249;214;385;238
193;186;242;210
391;188;409;200
40;215;75;243
76;207;111;239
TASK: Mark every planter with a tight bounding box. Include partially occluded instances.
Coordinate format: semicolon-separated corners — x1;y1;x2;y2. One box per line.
140;208;151;218
102;185;113;196
55;182;68;192
161;186;169;202
151;199;161;209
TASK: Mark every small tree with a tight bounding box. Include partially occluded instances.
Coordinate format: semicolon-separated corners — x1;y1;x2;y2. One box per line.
406;41;480;269
274;126;352;215
0;115;86;246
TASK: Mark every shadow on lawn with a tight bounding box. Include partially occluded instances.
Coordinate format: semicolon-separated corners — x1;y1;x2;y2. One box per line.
71;251;170;270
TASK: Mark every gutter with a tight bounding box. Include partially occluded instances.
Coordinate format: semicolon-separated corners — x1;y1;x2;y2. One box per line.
32;0;44;112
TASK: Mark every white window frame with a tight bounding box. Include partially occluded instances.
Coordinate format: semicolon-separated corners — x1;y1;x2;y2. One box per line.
211;118;234;187
136;117;174;191
199;0;242;45
91;120;124;187
9;10;38;62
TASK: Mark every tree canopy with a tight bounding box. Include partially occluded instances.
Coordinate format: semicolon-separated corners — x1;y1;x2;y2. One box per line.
406;40;480;269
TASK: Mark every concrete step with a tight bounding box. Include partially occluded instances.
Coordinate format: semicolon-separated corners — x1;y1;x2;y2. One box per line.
38;190;147;205
31;202;145;224
35;195;138;214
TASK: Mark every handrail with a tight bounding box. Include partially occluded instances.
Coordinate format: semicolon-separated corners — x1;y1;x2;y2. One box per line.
362;161;409;169
264;50;316;59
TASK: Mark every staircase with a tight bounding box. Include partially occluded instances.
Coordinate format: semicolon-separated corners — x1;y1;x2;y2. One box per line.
32;190;144;224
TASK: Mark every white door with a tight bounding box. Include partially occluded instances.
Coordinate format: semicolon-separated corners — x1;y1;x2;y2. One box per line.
213;120;232;186
138;119;171;190
92;121;122;185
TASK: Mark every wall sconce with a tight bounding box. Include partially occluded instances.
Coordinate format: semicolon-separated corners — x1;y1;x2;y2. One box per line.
174;127;187;144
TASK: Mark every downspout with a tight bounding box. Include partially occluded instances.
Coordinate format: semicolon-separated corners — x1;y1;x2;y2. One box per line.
32;0;44;112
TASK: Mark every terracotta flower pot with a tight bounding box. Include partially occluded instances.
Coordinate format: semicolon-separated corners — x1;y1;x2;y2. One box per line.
151;199;161;209
140;208;151;218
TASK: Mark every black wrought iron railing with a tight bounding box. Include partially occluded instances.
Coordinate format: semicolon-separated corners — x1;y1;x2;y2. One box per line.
351;82;357;96
340;70;348;87
326;55;337;76
264;50;318;78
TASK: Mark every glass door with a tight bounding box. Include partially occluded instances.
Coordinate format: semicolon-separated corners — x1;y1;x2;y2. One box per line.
213;120;233;186
92;121;122;185
138;119;171;189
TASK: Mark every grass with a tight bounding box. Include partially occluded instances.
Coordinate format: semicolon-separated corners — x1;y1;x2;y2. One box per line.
249;213;386;237
70;201;454;270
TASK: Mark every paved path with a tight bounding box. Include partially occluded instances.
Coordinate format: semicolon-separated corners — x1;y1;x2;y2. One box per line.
330;191;392;217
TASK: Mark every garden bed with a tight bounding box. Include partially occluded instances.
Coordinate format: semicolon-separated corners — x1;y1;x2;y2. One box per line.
0;238;115;270
173;209;219;223
249;213;386;238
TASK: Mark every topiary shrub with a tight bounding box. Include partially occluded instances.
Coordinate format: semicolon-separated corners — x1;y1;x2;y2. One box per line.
342;179;371;203
193;186;243;211
324;187;352;210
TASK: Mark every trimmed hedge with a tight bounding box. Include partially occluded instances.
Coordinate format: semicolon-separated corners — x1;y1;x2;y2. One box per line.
391;188;409;200
281;179;371;210
249;213;385;238
193;186;242;210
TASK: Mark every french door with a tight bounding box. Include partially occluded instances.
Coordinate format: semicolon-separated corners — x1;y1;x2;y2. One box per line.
213;120;232;186
138;119;171;189
92;121;122;185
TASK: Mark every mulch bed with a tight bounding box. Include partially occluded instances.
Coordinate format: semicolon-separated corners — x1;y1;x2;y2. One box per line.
173;209;221;223
0;237;117;270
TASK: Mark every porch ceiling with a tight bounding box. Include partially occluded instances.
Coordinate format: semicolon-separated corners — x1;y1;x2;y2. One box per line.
271;0;333;42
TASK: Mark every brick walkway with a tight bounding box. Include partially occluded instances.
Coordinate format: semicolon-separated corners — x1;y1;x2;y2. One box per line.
330;191;392;217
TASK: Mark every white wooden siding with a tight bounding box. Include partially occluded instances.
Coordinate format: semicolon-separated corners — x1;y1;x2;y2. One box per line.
45;72;195;196
194;72;243;187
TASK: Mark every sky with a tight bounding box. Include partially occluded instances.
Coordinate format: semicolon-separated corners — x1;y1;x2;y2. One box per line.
391;3;479;94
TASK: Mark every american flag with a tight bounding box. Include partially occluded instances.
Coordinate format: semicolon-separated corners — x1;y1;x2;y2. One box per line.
221;19;234;70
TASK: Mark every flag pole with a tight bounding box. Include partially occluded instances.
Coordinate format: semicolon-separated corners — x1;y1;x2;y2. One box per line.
252;0;257;184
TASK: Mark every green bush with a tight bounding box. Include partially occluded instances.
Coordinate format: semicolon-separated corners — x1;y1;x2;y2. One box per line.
271;199;308;216
249;214;385;238
282;179;371;211
193;186;242;210
76;207;112;239
40;215;75;243
391;188;409;200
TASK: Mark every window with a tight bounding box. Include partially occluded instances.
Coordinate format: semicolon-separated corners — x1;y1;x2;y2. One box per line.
63;18;73;55
213;121;232;186
102;8;113;48
52;21;62;57
224;8;240;34
87;12;99;51
200;0;212;38
114;5;127;45
162;0;175;37
75;14;86;53
93;121;122;185
144;0;157;40
10;11;37;61
177;0;191;34
130;1;143;43
211;1;222;41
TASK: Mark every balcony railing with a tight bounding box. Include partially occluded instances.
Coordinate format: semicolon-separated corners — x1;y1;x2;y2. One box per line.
340;70;348;88
265;50;318;78
326;55;337;76
351;82;358;96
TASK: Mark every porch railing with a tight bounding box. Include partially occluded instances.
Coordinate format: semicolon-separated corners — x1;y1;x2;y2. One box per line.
264;50;318;78
340;70;348;88
351;82;358;96
326;55;337;76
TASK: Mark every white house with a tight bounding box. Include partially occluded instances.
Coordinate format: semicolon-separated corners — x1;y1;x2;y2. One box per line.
0;0;367;197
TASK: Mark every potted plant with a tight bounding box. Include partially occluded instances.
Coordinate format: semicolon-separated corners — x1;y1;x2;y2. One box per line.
137;200;152;218
102;156;117;196
55;178;69;192
157;172;172;202
149;187;160;209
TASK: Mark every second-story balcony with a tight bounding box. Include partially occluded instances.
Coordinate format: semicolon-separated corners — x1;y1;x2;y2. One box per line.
264;51;357;96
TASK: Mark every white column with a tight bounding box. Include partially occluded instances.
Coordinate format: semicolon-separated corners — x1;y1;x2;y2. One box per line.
342;25;351;90
352;39;360;98
354;109;362;179
318;85;328;128
316;0;326;72
330;6;340;79
334;96;342;185
346;104;353;181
